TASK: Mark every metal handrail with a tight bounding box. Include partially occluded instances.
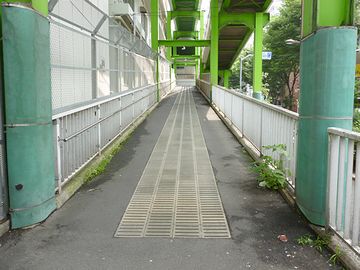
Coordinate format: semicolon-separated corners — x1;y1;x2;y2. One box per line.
60;89;156;142
214;84;299;120
328;127;360;141
52;83;161;119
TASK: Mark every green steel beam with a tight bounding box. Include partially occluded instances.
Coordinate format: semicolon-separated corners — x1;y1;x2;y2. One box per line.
222;0;231;9
158;40;211;47
218;69;232;88
200;11;204;39
175;61;197;64
252;12;264;100
150;0;158;50
166;12;172;61
150;0;159;102
1;0;48;16
171;10;200;19
199;10;204;74
223;70;231;88
173;31;198;39
32;0;48;16
263;0;273;11
227;31;253;69
172;55;200;59
302;0;354;37
296;0;356;226
210;0;218;89
219;12;269;30
222;0;273;12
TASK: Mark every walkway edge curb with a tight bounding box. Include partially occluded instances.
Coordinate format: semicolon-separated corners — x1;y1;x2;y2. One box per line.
0;220;9;238
56;101;161;209
196;87;360;270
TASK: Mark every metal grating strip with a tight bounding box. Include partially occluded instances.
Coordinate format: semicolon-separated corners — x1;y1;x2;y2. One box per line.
115;88;230;238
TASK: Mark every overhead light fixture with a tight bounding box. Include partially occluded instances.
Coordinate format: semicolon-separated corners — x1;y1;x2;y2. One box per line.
285;39;301;45
181;46;186;50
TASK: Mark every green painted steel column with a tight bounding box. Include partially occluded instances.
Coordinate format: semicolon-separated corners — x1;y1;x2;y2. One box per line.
302;0;354;38
224;70;231;88
296;0;356;226
31;0;48;16
150;0;160;101
253;12;263;100
199;11;204;80
210;0;218;100
1;0;48;16
166;12;172;61
2;4;56;228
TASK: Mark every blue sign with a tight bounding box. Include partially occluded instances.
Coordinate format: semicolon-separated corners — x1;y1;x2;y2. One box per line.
262;51;272;60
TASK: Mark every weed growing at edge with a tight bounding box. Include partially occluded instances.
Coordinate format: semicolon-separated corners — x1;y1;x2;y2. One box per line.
328;246;342;265
85;132;133;182
252;144;289;190
296;234;331;252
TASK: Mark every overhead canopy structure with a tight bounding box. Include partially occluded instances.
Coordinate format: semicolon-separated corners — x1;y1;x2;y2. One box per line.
203;0;271;71
152;0;272;98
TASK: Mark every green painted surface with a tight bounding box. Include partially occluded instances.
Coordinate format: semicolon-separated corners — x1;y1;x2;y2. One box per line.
166;12;172;61
1;0;48;16
296;27;356;225
150;0;159;101
32;0;48;16
210;0;218;91
253;12;263;99
159;40;210;47
219;12;255;30
173;31;198;39
172;55;200;60
317;0;353;28
223;70;231;88
151;0;158;50
302;0;353;37
302;0;314;37
171;11;200;19
2;6;55;228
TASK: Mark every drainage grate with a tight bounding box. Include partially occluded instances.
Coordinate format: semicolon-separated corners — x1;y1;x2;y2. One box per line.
115;88;230;238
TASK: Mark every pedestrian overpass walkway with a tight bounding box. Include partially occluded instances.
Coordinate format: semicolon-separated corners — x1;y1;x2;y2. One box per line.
0;87;339;269
115;89;230;238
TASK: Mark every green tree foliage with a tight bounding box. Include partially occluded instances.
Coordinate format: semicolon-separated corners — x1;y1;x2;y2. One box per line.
263;0;301;110
229;47;253;91
355;0;360;27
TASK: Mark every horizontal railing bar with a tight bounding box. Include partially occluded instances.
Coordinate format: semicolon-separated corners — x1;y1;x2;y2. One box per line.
214;84;299;120
57;83;173;188
52;83;162;120
198;79;210;85
328;127;360;141
59;90;156;142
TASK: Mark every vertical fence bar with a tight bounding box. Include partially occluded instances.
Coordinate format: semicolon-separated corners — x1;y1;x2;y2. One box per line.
241;98;245;137
132;92;135;121
119;97;122;131
97;104;101;155
328;134;340;229
344;139;354;239
55;119;63;193
336;137;346;230
352;142;360;246
259;107;263;154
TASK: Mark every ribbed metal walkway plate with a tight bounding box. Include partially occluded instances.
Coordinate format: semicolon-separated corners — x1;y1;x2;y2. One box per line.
115;88;230;238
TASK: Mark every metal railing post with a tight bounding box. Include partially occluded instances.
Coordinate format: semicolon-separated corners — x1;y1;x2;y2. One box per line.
241;98;245;137
55;119;63;193
132;92;135;120
259;107;263;155
97;104;102;155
